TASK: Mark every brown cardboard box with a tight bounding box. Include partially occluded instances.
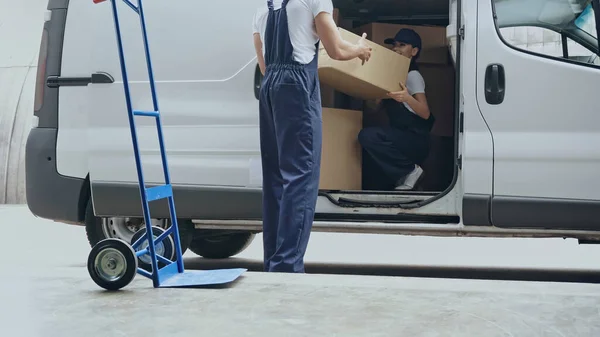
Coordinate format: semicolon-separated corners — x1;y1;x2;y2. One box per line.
318;28;411;100
319;108;363;190
354;23;449;65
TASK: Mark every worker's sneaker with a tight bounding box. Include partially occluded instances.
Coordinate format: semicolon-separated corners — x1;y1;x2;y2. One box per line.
395;165;424;190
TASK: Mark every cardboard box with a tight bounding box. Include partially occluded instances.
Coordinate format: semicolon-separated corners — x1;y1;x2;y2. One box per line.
318;28;411;100
319;108;363;190
354;23;449;65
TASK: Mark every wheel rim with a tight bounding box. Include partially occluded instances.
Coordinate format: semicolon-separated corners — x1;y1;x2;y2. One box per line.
137;234;165;265
94;248;128;282
101;217;166;243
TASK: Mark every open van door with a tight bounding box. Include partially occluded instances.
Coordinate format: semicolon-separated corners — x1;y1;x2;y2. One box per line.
475;0;600;230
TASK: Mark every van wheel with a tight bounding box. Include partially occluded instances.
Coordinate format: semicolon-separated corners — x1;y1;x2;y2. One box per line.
188;231;255;259
83;200;193;255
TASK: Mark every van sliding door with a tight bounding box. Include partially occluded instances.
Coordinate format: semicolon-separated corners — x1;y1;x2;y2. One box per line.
87;0;266;218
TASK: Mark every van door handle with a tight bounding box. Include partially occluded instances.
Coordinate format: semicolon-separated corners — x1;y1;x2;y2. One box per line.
484;64;505;105
47;72;114;88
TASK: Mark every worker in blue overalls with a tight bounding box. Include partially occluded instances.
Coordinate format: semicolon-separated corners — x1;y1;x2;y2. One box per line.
358;28;435;191
252;0;372;273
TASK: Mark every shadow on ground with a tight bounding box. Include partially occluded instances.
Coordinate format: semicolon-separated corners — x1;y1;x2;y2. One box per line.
183;257;600;284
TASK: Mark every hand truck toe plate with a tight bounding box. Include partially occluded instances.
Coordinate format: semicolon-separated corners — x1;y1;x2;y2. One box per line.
159;268;248;288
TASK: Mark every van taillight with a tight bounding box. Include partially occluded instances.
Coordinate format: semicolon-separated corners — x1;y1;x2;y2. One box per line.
34;28;49;113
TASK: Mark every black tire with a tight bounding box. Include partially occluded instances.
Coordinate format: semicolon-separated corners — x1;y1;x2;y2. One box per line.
166;218;195;256
130;226;175;271
188;231;255;259
83;199;193;255
87;238;138;291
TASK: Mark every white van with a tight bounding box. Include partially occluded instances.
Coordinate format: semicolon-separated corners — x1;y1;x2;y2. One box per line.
26;0;600;259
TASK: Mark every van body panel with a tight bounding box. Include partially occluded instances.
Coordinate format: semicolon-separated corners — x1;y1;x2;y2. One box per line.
86;0;266;197
90;181;461;220
48;0;69;10
26;0;85;224
462;194;492;226
476;0;600;201
26;128;86;224
459;0;494;198
91;182;263;220
492;196;600;230
55;0;95;178
475;0;600;230
29;0;600;236
459;0;494;225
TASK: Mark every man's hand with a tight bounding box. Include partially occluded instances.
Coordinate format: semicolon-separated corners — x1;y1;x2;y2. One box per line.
357;33;372;64
387;82;409;103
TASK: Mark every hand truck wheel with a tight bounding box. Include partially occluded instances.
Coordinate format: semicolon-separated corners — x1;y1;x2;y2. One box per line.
130;226;175;271
87;238;138;291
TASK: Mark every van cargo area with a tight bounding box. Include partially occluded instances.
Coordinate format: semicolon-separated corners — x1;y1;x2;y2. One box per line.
307;0;458;200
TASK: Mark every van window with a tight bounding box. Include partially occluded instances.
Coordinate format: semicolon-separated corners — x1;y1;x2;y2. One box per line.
499;26;600;65
493;0;599;67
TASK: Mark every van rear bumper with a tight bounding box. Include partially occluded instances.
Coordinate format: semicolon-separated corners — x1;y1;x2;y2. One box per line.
25;127;86;224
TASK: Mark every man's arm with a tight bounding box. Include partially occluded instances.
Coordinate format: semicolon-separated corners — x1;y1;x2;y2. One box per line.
314;12;371;61
253;33;266;75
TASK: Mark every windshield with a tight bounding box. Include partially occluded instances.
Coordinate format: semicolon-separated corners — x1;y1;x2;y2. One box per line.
575;3;597;38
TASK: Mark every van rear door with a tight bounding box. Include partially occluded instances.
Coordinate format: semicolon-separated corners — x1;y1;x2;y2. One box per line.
475;0;600;230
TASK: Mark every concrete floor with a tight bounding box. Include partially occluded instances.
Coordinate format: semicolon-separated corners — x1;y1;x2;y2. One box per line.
2;205;600;336
4;264;600;336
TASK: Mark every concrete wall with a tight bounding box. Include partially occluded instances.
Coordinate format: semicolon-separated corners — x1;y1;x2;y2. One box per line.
0;0;48;204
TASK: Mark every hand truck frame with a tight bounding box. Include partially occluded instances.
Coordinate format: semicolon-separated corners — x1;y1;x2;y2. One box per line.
87;0;246;290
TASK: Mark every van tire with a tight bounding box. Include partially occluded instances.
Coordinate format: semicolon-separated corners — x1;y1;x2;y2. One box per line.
188;231;255;259
83;200;193;254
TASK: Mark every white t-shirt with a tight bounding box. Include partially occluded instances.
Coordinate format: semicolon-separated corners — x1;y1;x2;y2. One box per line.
404;70;426;114
252;0;334;64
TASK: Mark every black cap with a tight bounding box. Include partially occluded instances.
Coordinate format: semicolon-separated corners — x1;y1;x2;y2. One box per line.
384;28;422;57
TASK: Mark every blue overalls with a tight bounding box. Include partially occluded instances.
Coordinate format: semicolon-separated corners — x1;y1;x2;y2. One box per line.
258;0;322;273
358;92;435;187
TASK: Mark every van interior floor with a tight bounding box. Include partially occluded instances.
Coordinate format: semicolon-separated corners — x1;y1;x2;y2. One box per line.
316;0;458;203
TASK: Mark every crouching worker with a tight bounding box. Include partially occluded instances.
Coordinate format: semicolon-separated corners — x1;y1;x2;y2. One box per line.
358;28;435;190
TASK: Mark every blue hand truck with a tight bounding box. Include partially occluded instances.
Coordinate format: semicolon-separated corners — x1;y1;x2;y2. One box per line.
87;0;246;290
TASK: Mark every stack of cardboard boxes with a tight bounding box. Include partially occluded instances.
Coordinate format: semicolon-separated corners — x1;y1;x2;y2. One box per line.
317;10;454;191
